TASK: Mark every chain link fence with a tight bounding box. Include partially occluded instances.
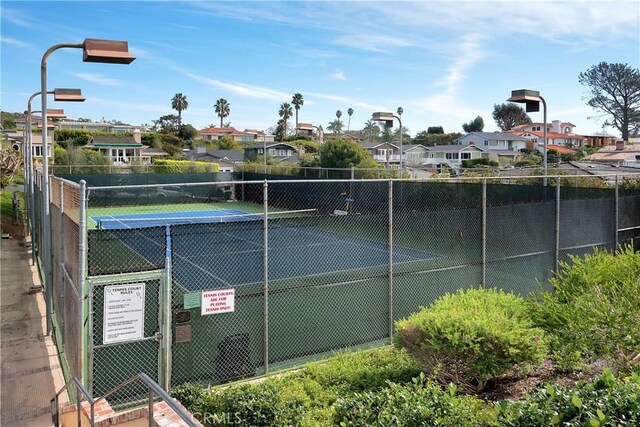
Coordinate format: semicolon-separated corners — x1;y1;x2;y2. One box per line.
28;170;640;402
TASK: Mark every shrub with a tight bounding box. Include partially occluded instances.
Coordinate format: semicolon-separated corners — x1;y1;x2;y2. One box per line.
298;347;421;394
499;370;640;426
334;373;501;426
528;246;640;371
394;288;547;392
153;159;219;173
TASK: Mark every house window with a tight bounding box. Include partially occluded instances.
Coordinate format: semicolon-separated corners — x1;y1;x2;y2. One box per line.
32;145;43;157
445;153;459;160
484;140;488;146
460;152;471;160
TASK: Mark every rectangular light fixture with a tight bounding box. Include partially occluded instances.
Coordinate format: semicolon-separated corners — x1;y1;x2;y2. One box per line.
83;38;136;64
46;109;66;119
53;88;86;102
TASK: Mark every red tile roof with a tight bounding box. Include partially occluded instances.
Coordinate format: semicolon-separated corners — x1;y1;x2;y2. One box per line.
546;145;578;154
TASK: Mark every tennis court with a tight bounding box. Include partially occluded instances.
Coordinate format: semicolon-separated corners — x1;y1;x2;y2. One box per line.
91;207;441;290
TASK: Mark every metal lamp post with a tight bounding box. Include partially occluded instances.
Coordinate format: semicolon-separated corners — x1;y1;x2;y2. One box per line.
371;112;403;178
26;90;85;256
507;89;547;186
40;39;135;334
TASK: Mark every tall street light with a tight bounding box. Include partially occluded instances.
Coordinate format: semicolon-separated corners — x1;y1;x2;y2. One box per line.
40;39;135;335
507;89;547;186
371;112;403;177
26;89;84;257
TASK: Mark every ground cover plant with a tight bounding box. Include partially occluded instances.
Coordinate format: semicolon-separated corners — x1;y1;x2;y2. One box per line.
171;247;640;426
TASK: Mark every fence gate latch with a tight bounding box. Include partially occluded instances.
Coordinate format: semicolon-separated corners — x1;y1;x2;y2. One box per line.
154;332;162;342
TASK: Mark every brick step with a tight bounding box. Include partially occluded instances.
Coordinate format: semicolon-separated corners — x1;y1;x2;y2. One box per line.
57;397;202;427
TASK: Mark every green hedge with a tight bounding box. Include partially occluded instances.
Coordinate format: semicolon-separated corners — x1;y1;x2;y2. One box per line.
153;159;219;173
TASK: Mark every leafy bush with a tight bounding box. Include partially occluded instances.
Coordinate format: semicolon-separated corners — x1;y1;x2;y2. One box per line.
499;370;640;426
153;159;219;173
297;347;421;394
528;246;640;370
171;347;419;426
394;288;547;392
334;373;501;426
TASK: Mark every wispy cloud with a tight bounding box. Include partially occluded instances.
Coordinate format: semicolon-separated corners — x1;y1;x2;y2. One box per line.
333;33;415;53
308;92;388;112
0;7;35;29
330;71;346;81
185;73;290;101
74;73;122;86
169;23;202;31
411;34;487;120
1;36;33;49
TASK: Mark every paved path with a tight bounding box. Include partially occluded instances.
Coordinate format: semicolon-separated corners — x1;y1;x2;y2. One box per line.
1;238;67;426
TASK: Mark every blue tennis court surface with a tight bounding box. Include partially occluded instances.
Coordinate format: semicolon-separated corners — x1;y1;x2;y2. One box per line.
93;209;259;229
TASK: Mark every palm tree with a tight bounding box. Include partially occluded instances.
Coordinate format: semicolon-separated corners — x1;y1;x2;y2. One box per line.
279;102;293;138
336;110;343;134
214;98;230;128
291;93;304;130
363;120;381;142
347;108;354;132
397;106;403;117
171;93;188;129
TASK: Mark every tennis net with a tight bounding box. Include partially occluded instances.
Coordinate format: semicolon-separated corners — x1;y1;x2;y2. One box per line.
95;209;318;230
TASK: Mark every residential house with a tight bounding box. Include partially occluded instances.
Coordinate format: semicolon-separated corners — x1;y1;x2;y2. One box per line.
56;120;147;133
510;120;577;134
457;132;529;152
424;144;485;170
198;127;274;143
1;130;54;162
360;142;399;165
85;130;166;165
585;141;640;167
536;144;578;157
323;133;360;143
402;144;430;167
183;146;247;171
582;134;617;148
244;143;299;162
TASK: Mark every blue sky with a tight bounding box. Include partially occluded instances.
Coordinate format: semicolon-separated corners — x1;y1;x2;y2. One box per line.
2;1;639;137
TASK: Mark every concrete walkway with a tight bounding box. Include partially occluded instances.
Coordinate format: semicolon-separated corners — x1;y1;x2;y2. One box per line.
1;237;68;426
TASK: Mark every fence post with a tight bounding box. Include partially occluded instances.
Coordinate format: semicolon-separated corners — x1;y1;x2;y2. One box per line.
555;179;561;272
59;180;65;350
388;180;393;339
79;180;89;388
615;175;619;250
263;181;269;374
481;178;487;287
161;248;172;390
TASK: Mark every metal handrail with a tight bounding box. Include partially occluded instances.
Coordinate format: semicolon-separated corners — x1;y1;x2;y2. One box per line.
52;373;198;427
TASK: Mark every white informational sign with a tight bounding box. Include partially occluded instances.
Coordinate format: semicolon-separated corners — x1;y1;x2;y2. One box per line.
201;288;235;315
103;283;145;345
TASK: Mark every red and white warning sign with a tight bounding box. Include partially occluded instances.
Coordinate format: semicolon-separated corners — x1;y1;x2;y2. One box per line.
201;288;235;315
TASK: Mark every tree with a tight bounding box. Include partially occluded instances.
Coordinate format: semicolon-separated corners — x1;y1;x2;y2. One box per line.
218;136;240;150
318;138;377;168
347;108;354;132
152;114;179;134
327;119;344;134
427;126;444;134
363;120;381;142
1;112;16;129
462;115;484;133
492;103;532;131
171;93;188;128
278;102;293;139
0;148;21;188
291;93;304;130
76;117;92;122
214;98;230;128
579;62;640;141
177;124;198;141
